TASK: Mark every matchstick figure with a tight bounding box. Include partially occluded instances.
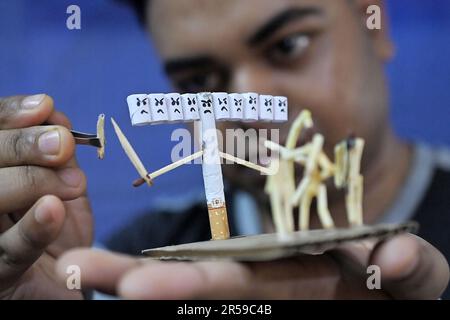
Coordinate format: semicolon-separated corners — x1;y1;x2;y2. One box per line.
264;110;314;236
265;128;365;232
335;137;365;227
290;134;335;230
115;91;288;241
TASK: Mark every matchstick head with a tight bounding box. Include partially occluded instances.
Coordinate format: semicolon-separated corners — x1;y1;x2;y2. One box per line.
126;94;151;126
228;93;244;120
148;93;169;124
242;92;259;122
259;95;274;121
212;92;230;121
165;93;184;122
180;93;200;121
274;96;288;122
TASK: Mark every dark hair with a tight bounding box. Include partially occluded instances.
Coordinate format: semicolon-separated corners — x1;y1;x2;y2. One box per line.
122;0;149;25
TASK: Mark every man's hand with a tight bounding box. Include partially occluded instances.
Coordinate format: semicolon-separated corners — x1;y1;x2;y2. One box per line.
0;94;93;299
57;234;448;299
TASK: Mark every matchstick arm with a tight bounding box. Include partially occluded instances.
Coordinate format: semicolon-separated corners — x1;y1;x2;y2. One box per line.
219;152;272;175
133;150;204;187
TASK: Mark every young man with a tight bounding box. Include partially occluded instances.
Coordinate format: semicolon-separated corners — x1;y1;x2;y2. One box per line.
0;0;448;299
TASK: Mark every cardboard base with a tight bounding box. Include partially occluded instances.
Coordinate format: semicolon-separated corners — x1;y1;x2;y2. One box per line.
142;222;418;262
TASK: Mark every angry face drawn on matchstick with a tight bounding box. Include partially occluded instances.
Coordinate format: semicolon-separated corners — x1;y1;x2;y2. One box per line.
228;93;244;120
274;96;288;122
180;93;200;121
127;94;151;126
212;92;230;121
165;93;184;122
242;92;259;122
148;93;169;123
259;94;274;121
197;92;215;121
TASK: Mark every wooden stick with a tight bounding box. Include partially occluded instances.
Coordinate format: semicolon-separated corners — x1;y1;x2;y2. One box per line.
133;150;204;187
150;150;204;180
334;140;349;188
285;111;313;220
318;153;335;180
110;118;152;186
285;110;313;149
299;187;313;230
317;184;335;229
265;159;293;237
97;114;105;160
219;152;272;175
291;175;310;206
265;140;310;162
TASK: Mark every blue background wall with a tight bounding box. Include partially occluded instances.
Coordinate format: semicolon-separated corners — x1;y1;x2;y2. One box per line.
0;0;449;242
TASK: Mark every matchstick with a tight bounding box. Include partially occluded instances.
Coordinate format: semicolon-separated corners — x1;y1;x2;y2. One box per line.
264;140;310;163
150;151;204;180
318;153;335;180
334;140;349;188
285;110;313;149
346;138;365;226
265;159;292;237
317;184;335;229
299;187;313;230
219;152;272;175
97;114;105;160
110;118;152;186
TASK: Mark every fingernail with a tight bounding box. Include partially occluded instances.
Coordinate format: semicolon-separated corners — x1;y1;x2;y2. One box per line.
58;168;83;188
22;94;46;109
34;201;54;225
38;130;61;155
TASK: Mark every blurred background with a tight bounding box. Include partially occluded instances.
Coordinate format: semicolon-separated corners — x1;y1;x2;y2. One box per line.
0;0;449;243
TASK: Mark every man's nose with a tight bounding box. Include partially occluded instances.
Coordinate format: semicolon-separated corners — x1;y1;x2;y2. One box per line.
229;63;276;94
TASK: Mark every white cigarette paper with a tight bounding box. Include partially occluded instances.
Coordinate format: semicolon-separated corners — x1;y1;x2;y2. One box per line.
180;93;200;121
165;93;184;122
148;93;168;124
127;94;151;126
228;93;244;120
259;94;274;121
212;92;230;121
273;96;288;122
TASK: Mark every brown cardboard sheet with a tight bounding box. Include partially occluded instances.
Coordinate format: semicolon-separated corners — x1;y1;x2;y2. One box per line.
142;222;418;262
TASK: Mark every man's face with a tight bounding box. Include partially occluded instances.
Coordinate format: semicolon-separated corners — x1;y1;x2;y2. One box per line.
147;0;393;194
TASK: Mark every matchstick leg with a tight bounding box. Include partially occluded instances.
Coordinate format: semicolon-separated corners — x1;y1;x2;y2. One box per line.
299;190;313;231
270;191;290;236
317;184;335;229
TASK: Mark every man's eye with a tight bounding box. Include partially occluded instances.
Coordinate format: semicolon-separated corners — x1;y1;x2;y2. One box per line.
266;33;310;65
174;71;225;92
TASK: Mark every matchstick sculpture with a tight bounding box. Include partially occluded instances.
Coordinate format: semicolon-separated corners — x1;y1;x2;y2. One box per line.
115;96;418;261
264;110;365;238
113;91;367;242
113;92;287;241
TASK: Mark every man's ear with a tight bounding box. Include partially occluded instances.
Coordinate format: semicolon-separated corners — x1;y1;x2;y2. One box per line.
354;0;395;62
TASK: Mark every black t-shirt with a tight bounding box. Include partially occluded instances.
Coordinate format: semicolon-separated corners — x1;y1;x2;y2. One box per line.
106;149;450;299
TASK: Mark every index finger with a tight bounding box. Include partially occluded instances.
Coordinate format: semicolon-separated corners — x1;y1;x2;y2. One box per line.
0;94;54;130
